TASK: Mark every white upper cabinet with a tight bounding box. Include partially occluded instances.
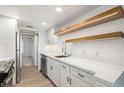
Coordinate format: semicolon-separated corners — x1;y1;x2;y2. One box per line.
45;27;57;44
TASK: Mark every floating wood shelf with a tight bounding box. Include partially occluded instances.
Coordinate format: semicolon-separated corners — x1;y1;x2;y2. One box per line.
55;6;124;36
65;32;124;42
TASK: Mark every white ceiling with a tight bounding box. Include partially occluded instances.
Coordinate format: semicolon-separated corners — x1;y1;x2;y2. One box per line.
0;5;100;31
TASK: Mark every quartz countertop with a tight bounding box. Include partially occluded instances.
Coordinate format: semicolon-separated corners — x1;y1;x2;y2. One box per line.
0;57;14;61
0;57;14;73
40;51;124;85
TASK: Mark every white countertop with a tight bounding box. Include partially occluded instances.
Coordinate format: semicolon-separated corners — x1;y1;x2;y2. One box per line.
40;51;124;85
0;57;13;61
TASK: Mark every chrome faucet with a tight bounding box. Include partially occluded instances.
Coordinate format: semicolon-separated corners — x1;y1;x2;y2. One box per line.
62;41;67;56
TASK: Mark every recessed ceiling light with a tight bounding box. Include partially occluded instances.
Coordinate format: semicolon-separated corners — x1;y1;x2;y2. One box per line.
42;22;47;26
56;7;63;12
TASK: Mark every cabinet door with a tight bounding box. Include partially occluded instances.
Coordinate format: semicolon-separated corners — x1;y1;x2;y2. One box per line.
70;75;91;87
52;61;60;86
47;61;53;80
46;28;56;44
47;57;60;86
60;69;70;87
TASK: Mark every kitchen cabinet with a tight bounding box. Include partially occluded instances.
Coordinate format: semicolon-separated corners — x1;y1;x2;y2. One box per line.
47;57;60;86
59;63;96;87
44;54;111;87
60;70;70;87
70;75;91;87
60;63;70;87
52;61;60;86
95;77;112;87
46;27;57;44
47;60;53;80
70;67;95;87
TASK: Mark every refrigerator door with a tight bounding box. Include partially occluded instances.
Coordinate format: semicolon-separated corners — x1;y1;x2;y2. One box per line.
16;32;21;83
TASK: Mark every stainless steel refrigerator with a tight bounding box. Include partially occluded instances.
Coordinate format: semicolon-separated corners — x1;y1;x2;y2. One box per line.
16;32;21;83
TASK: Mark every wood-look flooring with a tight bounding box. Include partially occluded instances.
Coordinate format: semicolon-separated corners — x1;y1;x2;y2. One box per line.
15;65;54;87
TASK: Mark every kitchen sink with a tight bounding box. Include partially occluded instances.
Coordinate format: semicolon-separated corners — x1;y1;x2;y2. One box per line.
54;55;70;58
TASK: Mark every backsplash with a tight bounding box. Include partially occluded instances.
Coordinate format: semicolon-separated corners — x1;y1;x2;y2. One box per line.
70;38;124;65
45;44;62;53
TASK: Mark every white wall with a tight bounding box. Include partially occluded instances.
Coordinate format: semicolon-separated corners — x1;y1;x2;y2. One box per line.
22;36;33;57
0;15;17;59
56;6;124;65
0;15;17;85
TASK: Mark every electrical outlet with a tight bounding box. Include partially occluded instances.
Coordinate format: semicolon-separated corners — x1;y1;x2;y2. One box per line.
95;51;99;56
82;50;86;55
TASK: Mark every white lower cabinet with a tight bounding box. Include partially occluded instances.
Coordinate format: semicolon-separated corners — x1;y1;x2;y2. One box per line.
70;75;91;87
70;67;96;87
47;61;53;80
59;63;94;87
70;67;95;87
60;70;70;87
47;57;60;86
52;61;60;86
60;63;70;87
46;56;109;87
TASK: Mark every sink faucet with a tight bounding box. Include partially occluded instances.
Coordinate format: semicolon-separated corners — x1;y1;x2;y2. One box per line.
62;41;67;56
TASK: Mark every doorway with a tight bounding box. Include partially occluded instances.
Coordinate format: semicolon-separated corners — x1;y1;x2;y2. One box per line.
20;32;38;68
22;35;35;66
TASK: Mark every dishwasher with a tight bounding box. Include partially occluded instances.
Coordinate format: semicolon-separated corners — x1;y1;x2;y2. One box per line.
40;54;47;76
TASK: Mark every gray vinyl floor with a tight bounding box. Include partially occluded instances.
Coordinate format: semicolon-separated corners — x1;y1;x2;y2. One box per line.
15;65;54;87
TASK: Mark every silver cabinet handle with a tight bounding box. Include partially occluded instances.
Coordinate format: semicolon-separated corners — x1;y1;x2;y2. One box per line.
78;73;85;78
50;66;53;70
69;78;72;84
62;65;66;68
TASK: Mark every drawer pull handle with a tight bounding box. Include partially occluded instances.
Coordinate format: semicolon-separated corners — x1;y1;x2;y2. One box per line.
50;66;53;70
78;73;85;78
62;65;66;68
67;77;69;82
70;78;72;84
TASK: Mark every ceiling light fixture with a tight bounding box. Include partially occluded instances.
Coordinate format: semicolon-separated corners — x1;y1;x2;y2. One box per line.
56;7;63;12
42;22;47;26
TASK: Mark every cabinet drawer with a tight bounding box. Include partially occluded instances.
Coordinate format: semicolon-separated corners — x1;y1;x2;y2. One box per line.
47;57;52;63
47;57;59;64
60;63;70;72
70;75;91;87
95;77;112;87
71;67;95;86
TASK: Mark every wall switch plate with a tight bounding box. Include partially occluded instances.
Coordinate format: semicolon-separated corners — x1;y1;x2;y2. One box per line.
82;50;86;55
